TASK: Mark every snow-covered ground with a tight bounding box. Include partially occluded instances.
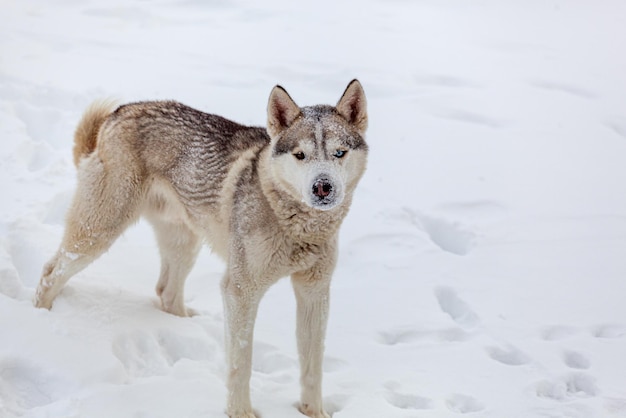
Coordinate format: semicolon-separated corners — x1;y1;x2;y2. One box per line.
2;1;626;417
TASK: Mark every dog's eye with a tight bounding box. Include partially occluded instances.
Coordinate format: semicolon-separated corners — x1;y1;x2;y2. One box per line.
293;152;306;160
333;150;347;158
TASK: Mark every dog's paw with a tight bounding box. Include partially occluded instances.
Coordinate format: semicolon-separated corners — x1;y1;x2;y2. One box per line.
298;403;331;418
228;413;257;418
33;299;52;310
226;406;257;418
33;288;52;310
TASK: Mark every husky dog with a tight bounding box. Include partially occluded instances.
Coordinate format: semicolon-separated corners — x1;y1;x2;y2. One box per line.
34;80;368;417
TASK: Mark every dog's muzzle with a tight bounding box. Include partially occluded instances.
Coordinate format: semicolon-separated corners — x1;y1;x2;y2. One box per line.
309;175;342;210
313;178;333;199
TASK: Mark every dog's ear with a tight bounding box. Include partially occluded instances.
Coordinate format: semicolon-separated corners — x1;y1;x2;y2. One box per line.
336;79;368;135
267;85;301;138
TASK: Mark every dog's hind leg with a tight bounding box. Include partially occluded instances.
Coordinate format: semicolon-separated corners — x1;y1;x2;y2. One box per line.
34;155;143;310
148;218;201;317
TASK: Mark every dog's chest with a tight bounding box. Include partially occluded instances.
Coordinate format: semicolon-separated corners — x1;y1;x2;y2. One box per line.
244;232;325;280
286;241;322;270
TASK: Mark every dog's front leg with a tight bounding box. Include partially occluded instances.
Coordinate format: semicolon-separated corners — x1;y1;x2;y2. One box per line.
222;270;263;418
292;269;332;418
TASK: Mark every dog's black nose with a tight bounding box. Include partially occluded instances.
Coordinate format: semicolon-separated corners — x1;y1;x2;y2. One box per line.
313;179;332;198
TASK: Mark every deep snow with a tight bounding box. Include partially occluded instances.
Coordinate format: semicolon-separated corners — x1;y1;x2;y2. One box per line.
1;1;626;417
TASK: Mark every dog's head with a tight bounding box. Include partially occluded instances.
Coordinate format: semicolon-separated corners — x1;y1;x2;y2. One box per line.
266;80;368;211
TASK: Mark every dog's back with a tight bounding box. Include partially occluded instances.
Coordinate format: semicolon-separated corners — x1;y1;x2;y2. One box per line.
77;101;270;212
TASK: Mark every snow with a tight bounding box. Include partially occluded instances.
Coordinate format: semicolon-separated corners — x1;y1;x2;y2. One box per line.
1;0;626;417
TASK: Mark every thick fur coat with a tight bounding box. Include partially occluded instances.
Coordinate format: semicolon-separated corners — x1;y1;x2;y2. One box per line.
35;80;368;418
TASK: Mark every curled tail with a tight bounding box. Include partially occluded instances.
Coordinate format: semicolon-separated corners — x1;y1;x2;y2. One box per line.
72;100;118;167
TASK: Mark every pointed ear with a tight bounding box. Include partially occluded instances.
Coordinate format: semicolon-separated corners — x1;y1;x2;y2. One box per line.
336;79;368;135
267;85;301;138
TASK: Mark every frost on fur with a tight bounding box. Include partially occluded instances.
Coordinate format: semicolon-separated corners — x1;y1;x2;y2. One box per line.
34;81;368;418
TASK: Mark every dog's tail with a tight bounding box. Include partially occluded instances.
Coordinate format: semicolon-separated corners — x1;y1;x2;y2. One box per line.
72;100;118;167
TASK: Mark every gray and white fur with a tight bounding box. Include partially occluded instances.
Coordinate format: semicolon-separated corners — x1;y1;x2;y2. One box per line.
34;80;368;418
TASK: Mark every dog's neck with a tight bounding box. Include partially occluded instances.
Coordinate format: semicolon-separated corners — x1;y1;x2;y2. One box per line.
257;149;350;246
